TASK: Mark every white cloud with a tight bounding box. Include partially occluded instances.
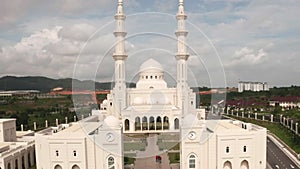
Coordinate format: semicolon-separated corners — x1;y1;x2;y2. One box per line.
226;47;268;67
1;0;300;86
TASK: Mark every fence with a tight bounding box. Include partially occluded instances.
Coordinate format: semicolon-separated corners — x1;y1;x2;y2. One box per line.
225;110;299;136
19;114;90;131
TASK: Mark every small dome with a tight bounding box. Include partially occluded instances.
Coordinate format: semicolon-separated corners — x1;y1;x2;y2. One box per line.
104;115;120;127
102;99;108;105
139;58;163;73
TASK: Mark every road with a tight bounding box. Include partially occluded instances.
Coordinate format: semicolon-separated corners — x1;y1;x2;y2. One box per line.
267;136;299;169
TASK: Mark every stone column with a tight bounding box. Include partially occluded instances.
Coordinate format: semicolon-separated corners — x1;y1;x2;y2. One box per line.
242;112;244;118
291;120;293;130
280;114;283;123
21;124;24;131
65;117;68;124
45;120;48;128
236;112;239;117
56;119;59;126
296;123;298;134
74;116;77;122
33;122;37;130
271;114;273;123
248;113;250;118
130;120;134;132
255;113;257;120
262;116;265;121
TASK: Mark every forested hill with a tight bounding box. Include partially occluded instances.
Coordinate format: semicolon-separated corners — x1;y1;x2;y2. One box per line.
0;76;134;92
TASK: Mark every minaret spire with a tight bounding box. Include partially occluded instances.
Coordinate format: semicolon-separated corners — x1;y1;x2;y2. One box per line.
113;0;127;112
176;0;189;113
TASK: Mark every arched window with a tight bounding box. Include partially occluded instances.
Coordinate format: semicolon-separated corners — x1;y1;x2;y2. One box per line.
124;119;130;131
163;116;169;130
174;118;179;130
7;162;11;169
243;146;247;152
54;164;62;169
72;165;80;169
28;153;31;167
73;150;77;157
21;156;25;169
189;154;196;168
108;156;115;169
226;146;230;153
149;116;155;130
156;117;162;130
142;116;148;130
223;161;232;169
240;160;249;169
135;117;141;131
15;159;18;169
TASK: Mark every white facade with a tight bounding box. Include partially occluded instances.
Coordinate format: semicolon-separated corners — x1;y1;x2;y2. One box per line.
35;119;123;169
180;118;266;169
238;81;269;92
0;119;36;169
35;0;267;169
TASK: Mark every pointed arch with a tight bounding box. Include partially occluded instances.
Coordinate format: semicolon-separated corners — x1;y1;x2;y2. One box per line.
223;161;232;169
108;156;115;169
124;119;130;131
163;116;169;130
142;116;148;130
135;117;141;131
149;116;155;130
174;118;179;130
15;159;18;169
188;154;196;169
72;165;80;169
156;116;162;130
240;160;249;169
54;164;62;169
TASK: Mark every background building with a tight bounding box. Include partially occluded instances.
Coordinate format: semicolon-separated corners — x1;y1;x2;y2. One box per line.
0;119;36;169
238;81;269;92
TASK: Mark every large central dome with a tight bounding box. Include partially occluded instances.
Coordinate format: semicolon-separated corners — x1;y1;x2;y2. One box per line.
136;58;167;89
139;58;163;73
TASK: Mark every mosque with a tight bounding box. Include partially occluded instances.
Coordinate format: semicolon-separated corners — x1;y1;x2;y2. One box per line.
35;0;267;169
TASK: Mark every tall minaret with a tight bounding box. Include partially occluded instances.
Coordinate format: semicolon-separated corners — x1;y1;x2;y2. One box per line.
113;0;127;112
176;0;189;112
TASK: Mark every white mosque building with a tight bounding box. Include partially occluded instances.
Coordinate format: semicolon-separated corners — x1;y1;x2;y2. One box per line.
35;0;267;169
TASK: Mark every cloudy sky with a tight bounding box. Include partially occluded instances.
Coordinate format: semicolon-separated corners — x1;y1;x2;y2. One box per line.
0;0;299;87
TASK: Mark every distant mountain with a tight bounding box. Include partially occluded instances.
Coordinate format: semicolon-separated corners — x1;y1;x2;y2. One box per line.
0;76;135;92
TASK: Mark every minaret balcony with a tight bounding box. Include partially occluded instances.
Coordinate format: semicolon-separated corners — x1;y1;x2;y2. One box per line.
114;14;126;20
113;53;128;60
114;31;127;36
175;30;188;36
176;54;189;60
176;14;187;20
